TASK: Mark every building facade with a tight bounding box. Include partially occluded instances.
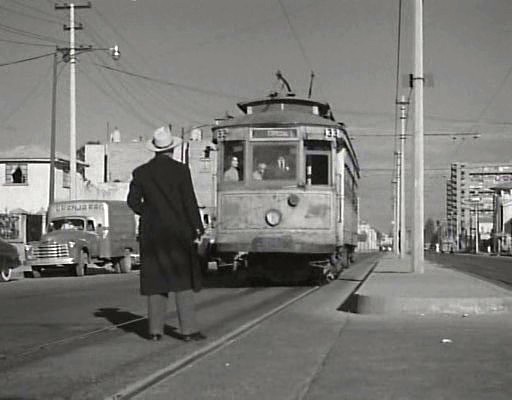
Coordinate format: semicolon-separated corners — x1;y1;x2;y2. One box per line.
492;181;512;254
446;161;512;252
357;221;378;252
84;128;217;224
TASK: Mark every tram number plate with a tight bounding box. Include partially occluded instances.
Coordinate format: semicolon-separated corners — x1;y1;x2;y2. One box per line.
251;236;293;251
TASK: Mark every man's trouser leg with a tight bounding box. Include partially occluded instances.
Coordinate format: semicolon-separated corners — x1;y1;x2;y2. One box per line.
174;289;197;335
147;293;168;335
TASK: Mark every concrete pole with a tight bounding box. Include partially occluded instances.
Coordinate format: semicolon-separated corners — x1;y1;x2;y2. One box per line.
393;161;399;255
475;204;479;253
69;3;77;200
399;96;407;258
49;51;57;206
412;0;424;273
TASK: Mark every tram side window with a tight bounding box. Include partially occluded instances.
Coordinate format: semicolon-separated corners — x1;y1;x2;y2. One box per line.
252;143;297;181
305;140;330;185
223;141;244;182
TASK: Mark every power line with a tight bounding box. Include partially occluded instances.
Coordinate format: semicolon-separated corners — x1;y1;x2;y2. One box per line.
0;38;56;47
0;58;58;125
0;22;68;45
79;17;211;125
77;64;159;129
0;4;62;24
0;51;54;67
277;0;325;99
8;0;65;21
95;64;246;100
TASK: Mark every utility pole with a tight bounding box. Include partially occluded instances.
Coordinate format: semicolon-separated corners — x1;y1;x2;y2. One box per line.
398;96;408;258
49;50;58;206
55;2;91;200
412;0;424;273
393;153;400;255
475;202;480;253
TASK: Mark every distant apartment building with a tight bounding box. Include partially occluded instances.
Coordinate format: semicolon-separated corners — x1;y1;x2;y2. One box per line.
446;161;512;251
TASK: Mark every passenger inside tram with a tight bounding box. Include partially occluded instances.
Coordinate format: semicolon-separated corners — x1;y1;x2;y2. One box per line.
252;163;267;180
252;145;296;181
223;156;240;182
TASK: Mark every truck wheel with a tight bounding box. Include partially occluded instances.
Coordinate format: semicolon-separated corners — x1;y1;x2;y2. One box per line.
0;268;12;282
120;250;132;274
75;250;88;277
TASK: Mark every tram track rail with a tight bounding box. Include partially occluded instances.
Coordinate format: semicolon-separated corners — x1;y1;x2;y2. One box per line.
0;255;379;399
107;286;320;400
0;284;319;400
0;286;270;368
107;255;380;399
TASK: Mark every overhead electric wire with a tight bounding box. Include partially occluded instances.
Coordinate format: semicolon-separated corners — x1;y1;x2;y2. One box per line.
95;64;246;100
0;38;56;47
0;22;68;45
0;4;63;24
77;64;156;129
78;18;209;126
277;0;325;99
8;0;65;22
0;51;54;67
1;59;60;125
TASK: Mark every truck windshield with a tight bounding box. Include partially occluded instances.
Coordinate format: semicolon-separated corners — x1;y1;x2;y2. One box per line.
49;218;85;231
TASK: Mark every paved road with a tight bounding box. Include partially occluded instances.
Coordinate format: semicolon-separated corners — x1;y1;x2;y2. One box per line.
426;253;512;289
0;268;314;399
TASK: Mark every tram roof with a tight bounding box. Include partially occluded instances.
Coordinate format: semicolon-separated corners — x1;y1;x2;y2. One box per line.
213;110;340;129
237;96;332;115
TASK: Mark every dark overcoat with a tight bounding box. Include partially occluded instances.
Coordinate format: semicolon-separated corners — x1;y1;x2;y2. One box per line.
127;154;204;295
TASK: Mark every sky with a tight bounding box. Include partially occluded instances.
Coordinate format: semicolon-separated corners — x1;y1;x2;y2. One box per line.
1;0;512;233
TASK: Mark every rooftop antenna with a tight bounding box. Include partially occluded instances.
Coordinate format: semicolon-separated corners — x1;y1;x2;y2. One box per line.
276;70;295;96
308;71;315;98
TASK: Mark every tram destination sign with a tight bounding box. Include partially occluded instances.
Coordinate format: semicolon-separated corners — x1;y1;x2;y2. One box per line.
252;128;297;139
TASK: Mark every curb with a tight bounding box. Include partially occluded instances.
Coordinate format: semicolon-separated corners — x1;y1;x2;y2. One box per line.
354;294;512;315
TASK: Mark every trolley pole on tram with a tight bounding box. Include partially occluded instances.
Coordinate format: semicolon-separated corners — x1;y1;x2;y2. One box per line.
412;0;424;273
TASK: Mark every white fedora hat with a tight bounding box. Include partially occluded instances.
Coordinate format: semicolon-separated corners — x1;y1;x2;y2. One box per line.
146;126;183;152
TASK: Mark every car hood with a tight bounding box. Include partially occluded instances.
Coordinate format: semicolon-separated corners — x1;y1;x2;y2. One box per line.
38;230;92;244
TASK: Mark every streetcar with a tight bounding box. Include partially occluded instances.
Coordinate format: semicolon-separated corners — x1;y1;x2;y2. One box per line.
209;81;359;283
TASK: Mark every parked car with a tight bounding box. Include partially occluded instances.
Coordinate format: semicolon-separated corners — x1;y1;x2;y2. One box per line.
0;237;20;282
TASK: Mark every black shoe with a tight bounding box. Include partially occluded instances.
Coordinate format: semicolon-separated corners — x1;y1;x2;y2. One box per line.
180;332;206;342
149;334;162;341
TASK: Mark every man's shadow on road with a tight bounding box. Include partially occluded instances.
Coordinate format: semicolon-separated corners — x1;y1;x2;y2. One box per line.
93;307;181;340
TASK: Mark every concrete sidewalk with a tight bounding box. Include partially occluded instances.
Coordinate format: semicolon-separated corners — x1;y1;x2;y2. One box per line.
114;254;512;400
354;254;512;314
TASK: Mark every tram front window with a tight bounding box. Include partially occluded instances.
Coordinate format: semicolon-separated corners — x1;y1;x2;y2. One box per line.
223;141;244;182
252;143;296;181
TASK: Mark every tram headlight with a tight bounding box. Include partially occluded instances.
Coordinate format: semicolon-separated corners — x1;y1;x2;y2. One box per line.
265;209;282;227
288;194;299;207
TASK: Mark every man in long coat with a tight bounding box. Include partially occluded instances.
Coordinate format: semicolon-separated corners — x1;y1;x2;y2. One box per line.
127;126;205;341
